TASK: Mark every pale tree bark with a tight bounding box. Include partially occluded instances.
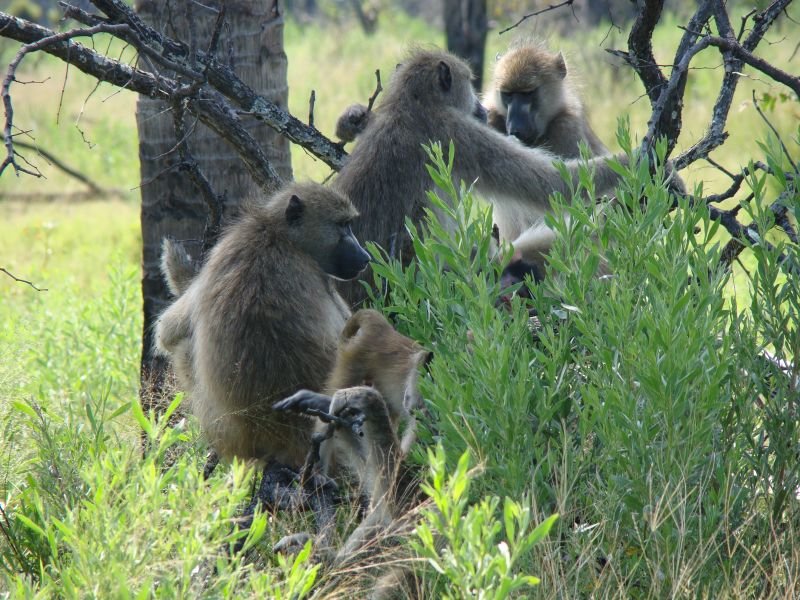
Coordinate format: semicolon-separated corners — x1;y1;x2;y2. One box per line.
444;0;488;90
136;0;292;413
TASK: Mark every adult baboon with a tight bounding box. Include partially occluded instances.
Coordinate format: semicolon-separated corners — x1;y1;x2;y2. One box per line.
332;47;627;305
154;182;370;467
483;39;609;158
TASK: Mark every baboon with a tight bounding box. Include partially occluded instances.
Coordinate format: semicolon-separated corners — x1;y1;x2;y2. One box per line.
275;385;425;600
154;182;370;468
483;39;609;158
275;309;429;495
332;47;628;305
325;309;430;456
274;311;430;591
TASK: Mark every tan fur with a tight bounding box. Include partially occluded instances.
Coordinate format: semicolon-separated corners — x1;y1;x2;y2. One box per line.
154;182;361;466
333;47;626;305
321;309;430;474
484;39;609;158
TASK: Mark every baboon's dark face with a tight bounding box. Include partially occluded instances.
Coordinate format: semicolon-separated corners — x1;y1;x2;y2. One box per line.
325;223;371;281
283;191;369;281
500;90;539;145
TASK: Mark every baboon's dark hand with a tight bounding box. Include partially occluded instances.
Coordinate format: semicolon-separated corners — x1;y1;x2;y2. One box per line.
274;390;332;414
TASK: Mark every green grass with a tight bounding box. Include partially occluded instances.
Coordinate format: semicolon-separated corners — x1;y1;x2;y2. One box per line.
1;8;799;598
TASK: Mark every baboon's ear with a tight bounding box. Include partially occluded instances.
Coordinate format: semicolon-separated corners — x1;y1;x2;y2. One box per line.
555;53;567;79
437;60;452;92
285;195;304;225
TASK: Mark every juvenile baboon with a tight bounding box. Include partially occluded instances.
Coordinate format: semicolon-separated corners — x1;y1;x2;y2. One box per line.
483;39;609;158
275;383;423;589
326;309;430;455
154;182;370;467
332;47;628;305
274;311;430;566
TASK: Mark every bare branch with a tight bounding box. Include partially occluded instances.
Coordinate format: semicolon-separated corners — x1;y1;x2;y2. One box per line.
308;89;316;128
673;0;794;169
1;21;130;178
171;98;224;249
87;0;347;170
366;69;382;112
13;140;103;193
498;0;576;35
1;267;47;292
703;160;772;204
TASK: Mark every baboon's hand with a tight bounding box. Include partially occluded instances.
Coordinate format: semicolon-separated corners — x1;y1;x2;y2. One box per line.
273;390;333;417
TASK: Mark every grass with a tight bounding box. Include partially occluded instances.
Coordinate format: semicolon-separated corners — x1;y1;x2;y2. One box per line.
1;7;799;598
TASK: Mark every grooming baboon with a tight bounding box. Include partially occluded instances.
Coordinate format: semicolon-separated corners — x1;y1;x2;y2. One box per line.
484;39;609;158
332;47;627;305
154;182;370;467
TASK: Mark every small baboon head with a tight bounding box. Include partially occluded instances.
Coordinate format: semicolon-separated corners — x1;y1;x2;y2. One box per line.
385;48;485;120
492;41;568;145
278;182;371;281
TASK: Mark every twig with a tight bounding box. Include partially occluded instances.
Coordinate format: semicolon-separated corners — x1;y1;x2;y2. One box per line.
308;89;316;128
737;8;758;41
1;267;48;292
1;22;130;178
13;140;103;193
366;69;382;111
498;0;576;35
751;90;799;173
703;161;771;204
206;4;226;57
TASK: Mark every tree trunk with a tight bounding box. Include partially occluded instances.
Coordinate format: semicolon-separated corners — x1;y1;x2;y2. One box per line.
135;0;292;414
444;0;488;91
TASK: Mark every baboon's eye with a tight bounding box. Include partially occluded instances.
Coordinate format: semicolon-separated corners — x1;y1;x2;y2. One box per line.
523;91;538;108
500;91;512;106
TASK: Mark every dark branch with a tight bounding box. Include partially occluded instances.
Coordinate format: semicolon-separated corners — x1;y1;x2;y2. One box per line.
308;89;316;128
87;0;346;170
0;13;282;192
366;69;382;112
497;0;576;35
1;267;47;292
171;98;224;250
673;0;794;169
13;139;103;193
